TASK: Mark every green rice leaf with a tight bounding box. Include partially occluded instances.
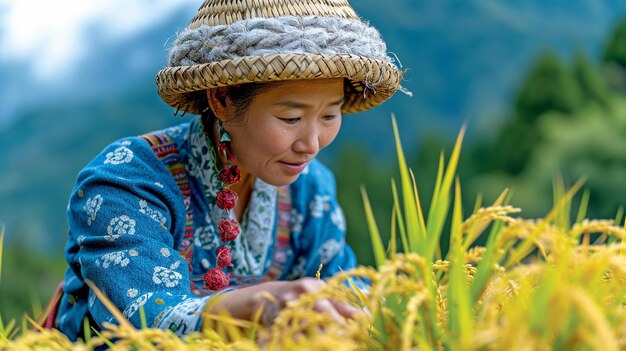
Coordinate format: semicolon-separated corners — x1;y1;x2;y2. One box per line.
469;219;506;304
472;193;483;214
392;115;423;255
447;178;472;347
391;179;409;253
139;305;148;329
529;266;562;333
361;186;386;268
409;169;429;255
83;317;91;344
614;206;624;227
426;126;466;262
552;174;571;230
388;204;397;258
430;152;445;214
91;327;116;349
575;188;591;225
0;317;15;342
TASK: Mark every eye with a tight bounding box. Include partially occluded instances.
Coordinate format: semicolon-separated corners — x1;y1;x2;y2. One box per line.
280;117;301;125
322;115;339;121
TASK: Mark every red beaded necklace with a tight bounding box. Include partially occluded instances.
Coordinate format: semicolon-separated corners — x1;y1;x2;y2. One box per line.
201;121;242;290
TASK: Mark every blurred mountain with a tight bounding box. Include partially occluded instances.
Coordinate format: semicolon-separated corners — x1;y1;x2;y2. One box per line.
1;0;626;251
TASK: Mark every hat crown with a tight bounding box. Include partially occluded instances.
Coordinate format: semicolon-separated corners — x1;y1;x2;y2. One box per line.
189;0;360;28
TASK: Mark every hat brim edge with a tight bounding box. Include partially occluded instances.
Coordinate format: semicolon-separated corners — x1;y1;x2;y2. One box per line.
156;53;403;115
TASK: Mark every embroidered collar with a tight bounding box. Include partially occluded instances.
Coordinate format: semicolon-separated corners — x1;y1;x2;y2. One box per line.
187;118;277;278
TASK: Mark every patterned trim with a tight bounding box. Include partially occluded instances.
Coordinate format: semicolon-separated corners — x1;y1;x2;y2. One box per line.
263;185;292;281
230;178;277;277
142;124;293;287
140;132;195;272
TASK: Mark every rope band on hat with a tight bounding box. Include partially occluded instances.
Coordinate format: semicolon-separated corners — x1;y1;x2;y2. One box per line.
168;16;391;68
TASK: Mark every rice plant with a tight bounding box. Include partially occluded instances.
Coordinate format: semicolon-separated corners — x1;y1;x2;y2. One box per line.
2;118;626;350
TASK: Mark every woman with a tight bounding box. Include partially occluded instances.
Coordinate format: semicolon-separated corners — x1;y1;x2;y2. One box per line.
56;0;405;341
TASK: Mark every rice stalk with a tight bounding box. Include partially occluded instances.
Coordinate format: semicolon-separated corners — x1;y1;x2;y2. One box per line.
3;122;626;350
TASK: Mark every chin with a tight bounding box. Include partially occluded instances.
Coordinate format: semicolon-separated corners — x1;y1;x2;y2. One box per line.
260;174;300;187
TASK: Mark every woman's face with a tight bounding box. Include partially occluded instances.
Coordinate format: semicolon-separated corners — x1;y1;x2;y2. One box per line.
222;79;344;186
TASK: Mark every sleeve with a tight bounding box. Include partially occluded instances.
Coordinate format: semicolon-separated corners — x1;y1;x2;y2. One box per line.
292;161;357;279
65;137;213;337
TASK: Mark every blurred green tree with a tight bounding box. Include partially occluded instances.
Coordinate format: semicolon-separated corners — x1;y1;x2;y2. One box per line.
574;50;611;108
603;16;626;91
459;21;626;220
528;100;626;218
491;51;582;176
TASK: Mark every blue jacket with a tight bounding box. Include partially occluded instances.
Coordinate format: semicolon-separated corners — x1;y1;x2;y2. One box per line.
57;117;356;340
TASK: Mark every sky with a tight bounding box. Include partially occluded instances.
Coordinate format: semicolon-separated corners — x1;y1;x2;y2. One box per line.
0;0;191;79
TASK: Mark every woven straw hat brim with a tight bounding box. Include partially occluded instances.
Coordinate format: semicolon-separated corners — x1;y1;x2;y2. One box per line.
156;52;402;115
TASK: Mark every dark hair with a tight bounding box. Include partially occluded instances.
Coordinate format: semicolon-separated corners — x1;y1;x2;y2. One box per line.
200;82;273;131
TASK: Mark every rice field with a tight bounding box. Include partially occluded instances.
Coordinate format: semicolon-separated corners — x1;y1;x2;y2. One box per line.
2;118;625;350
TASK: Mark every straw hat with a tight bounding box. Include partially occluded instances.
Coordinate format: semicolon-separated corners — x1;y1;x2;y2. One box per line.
156;0;405;115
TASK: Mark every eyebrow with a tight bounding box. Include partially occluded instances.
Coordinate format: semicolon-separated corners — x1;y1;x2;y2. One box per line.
274;96;345;109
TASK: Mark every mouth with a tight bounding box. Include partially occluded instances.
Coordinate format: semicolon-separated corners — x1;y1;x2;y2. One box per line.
278;160;309;174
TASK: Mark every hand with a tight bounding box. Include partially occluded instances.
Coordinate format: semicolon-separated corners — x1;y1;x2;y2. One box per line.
206;278;361;326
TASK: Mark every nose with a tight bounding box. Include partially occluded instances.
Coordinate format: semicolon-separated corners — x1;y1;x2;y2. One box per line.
293;125;320;155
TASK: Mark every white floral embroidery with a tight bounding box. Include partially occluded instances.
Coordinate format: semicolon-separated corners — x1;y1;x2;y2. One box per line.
330;207;346;232
129;250;139;257
123;293;153;319
84;194;103;226
188;120;220;196
160;248;171;257
155;182;164;188
104;146;134;165
105;215;136;241
287;256;307;279
194;225;220;251
153;266;182;288
121;140;132;146
290;208;304;233
230;178;277;277
309;195;331;218
127;288;138;298
101;251;130;269
139;200;167;226
156;297;211;337
164;126;183;139
318;239;344;264
201;258;210;269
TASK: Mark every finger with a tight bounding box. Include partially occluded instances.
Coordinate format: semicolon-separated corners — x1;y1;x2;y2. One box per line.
313;298;347;325
259;299;280;326
278;290;300;308
329;299;363;319
253;291;281;326
294;277;326;294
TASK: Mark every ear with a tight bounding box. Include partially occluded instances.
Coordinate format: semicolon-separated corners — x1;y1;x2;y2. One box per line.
206;87;230;122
